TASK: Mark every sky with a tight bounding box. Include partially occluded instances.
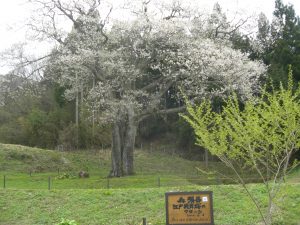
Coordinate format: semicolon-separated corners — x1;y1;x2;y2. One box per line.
0;0;300;74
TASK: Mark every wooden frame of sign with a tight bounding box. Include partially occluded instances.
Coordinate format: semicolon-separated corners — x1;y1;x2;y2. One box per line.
165;191;214;225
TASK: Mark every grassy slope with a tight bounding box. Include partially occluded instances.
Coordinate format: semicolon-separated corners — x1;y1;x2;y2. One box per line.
0;144;299;225
0;143;110;174
0;143;205;175
0;143;246;189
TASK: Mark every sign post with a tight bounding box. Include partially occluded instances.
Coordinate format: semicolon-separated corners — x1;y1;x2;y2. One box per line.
165;191;214;225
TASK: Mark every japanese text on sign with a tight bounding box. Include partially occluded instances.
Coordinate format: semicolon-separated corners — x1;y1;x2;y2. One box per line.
165;191;214;225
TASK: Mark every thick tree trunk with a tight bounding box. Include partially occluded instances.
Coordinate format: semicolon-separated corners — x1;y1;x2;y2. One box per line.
123;106;137;175
109;105;137;177
110;122;123;177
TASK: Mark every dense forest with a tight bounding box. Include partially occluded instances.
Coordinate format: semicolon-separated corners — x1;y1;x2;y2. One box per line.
0;0;299;176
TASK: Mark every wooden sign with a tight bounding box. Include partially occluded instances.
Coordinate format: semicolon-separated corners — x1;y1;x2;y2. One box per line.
165;191;214;225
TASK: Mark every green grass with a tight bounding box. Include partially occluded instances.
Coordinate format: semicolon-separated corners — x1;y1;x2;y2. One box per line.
0;143;263;189
287;165;300;184
0;143;111;174
1;184;300;225
0;143;300;224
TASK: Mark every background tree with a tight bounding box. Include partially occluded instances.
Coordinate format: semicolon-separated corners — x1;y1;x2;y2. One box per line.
255;0;300;86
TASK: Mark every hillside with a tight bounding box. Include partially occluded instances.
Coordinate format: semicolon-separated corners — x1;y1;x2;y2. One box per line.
0;144;300;225
0;143;108;174
0;143;265;189
0;143;215;188
0;143;205;175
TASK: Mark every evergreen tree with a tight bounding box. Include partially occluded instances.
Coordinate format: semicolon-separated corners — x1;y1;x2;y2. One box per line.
256;0;300;86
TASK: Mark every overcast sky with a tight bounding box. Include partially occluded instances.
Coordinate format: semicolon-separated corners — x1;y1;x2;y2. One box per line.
0;0;300;74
